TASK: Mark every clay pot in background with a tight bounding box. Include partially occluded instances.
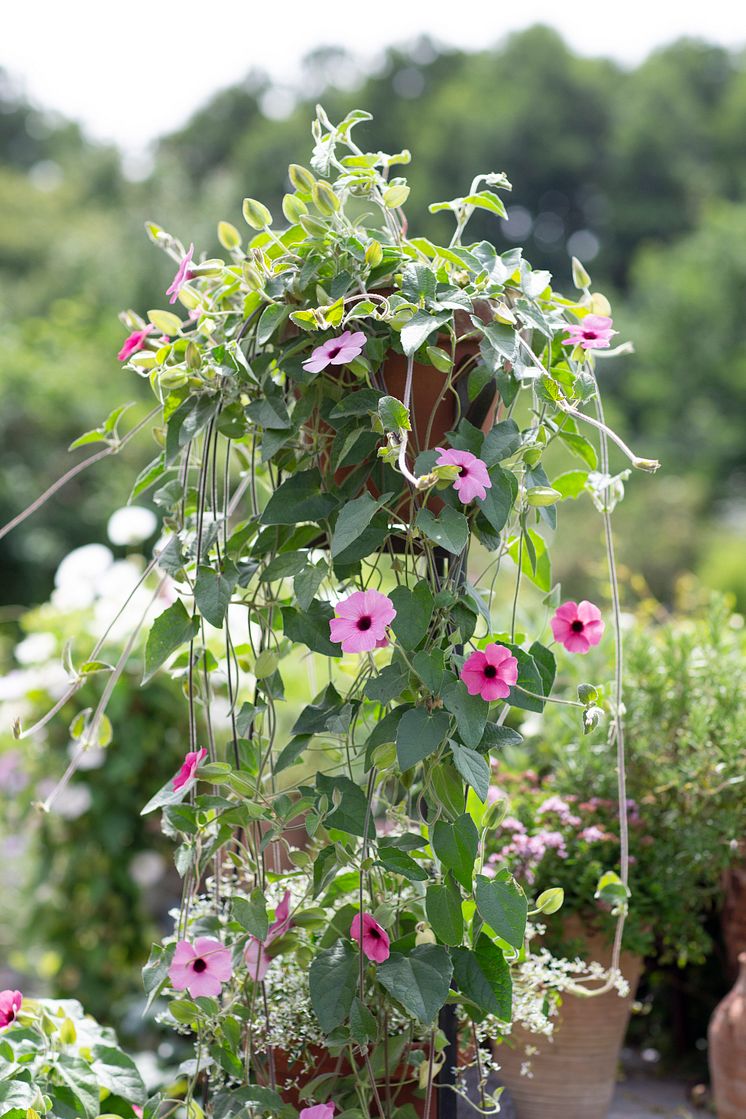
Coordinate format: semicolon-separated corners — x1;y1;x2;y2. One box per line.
493;923;643;1119
722;855;746;977
709;951;746;1119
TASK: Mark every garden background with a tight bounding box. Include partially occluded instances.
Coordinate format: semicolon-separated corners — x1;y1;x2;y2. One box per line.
1;13;746;1090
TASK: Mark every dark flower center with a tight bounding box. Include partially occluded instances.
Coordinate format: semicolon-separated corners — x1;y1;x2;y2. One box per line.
583;330;597;340
458;466;469;476
192;958;207;973
570;620;584;633
368;927;381;939
483;665;498;678
357;616;372;631
327;344;342;358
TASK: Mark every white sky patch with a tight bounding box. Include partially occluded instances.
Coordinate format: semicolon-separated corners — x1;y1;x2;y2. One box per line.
2;0;746;155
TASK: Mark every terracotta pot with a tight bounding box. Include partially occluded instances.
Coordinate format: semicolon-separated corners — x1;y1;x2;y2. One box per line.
722;853;746;976
492;922;643;1119
258;1041;438;1117
709;951;746;1119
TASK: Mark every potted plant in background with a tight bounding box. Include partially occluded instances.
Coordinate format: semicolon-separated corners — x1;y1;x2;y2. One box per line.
0;105;659;1118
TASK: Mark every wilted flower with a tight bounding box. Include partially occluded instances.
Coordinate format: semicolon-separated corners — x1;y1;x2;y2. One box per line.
329;590;396;654
563;314;616;351
0;990;22;1028
117;326;153;362
435;447;492;503
302;330;366;374
551;601;604;654
244;890;293;982
166;243;195;304
460;643;518;701
169;937;232;998
351;912;390;963
172;748;207;792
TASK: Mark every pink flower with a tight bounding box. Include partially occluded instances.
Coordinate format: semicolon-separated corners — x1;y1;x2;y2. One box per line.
0;990;22;1028
117;325;153;362
551;600;605;654
460;643;518;701
302;330;366;374
168;937;233;998
537;795;581;827
172;747;207;791
435;447;492;504
166;243;195;304
351;912;390;964
300;1105;336;1119
563;315;616;351
329;589;396;654
244;889;292;982
580;825;613;843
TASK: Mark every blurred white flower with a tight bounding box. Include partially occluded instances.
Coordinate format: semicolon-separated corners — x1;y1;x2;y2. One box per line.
107;505;158;546
53;544;113;610
15;632;56;665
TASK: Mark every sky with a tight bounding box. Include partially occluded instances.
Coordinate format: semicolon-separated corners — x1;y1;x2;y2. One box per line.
3;0;746;157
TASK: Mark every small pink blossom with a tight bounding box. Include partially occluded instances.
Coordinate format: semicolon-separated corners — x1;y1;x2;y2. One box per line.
302;330;366;374
244;890;292;982
117;325;154;362
551;600;605;654
0;990;22;1028
537;795;581;827
166;243;195;304
563;314;616;351
580;825;613;843
460;643;518;701
169;937;232;998
329;589;396;654
172;747;207;792
435;447;492;504
351;912;390;964
300;1105;336;1119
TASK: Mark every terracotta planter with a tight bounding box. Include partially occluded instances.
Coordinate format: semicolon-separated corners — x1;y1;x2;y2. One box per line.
722;853;746;976
709;951;746;1119
492;924;643;1119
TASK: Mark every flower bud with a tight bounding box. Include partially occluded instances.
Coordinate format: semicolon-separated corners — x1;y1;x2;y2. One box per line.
365;239;383;268
218;221;241;250
282;193;308;223
312;180;340;215
535;887;564;915
571;256;591;290
415;922;437;946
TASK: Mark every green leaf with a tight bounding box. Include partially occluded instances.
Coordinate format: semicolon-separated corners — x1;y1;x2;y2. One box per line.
451;744;490;802
426;876;464;946
443;680;487;748
231;891;269;940
412;649;446;694
552;470;588;500
475;872;528;950
331;492;390;557
90;1046;146;1105
260;469;337;525
479;722;524;752
309;944;358;1032
376;847;429;882
390;581;434;649
142;601;199;684
451;934;512;1020
377;945;453;1024
463;190;508;218
508;529;551;592
294;560;327;611
316;774;375;838
478;466;517;534
365;663;408;704
396;708;450;770
505;645;547;713
256;303;288;345
481;420;521;465
275;734;311;773
416;506;468;555
431;813;479;892
401;310;450;357
194;561;238;628
282;599;338;656
378;395;410;432
349;997;378;1044
559;430;598;470
142;943;171;1012
56;1055;99;1119
0;1083;37;1111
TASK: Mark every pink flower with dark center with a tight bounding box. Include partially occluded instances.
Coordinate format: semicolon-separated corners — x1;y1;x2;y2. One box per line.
169;937;232;998
0;990;22;1028
166;243;195;304
460;643;518;701
563;315;616;351
329;589;396;654
244;889;292;982
435;447;492;504
551;601;605;654
302;330;366;374
300;1105;336;1119
117;325;154;362
172;747;207;792
171;935;231;998
351;912;390;963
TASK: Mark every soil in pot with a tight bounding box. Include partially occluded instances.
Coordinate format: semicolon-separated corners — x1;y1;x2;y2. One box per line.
492;921;643;1119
